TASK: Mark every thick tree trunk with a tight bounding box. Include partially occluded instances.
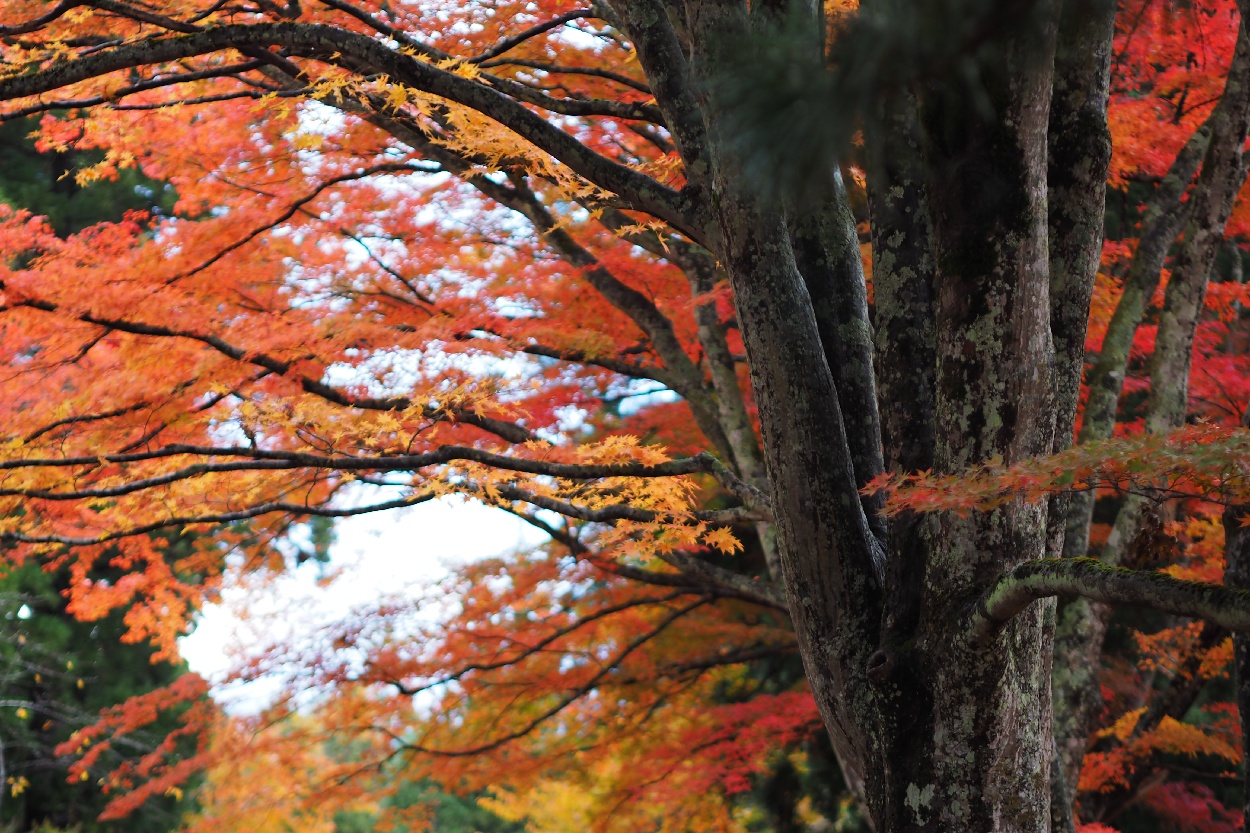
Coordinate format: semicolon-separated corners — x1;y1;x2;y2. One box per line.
867;90;938;673
901;10;1060;829
1038;2;1115;827
687;1;1066;829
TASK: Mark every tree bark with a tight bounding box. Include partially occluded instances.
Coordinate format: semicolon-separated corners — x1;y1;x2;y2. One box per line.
906;9;1060;828
1052;20;1250;808
1042;9;1116;822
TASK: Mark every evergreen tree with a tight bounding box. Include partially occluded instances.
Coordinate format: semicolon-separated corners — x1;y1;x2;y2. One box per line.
0;117;175;237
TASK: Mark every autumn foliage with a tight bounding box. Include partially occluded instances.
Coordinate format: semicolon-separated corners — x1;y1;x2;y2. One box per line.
0;0;1249;830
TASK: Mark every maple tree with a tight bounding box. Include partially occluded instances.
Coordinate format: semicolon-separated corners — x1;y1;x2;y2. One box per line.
0;561;199;833
6;0;1250;830
0;121;198;833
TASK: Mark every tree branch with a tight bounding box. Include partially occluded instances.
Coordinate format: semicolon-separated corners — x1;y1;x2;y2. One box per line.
2;293;534;444
467;10;595;64
23;403;149;442
479;58;652;95
0;492;439;546
0;59;271;122
493;173;734;457
163;163;434;284
313;0;448;61
972;558;1250;645
383;590;693;696
605;0;709;182
789;168;886;581
480;71;665;123
0;443;740;483
0;22;706;241
651;548;786;610
490;483;769;526
500;506;784;609
0;0;89;36
510;339;679;389
396;596;709;756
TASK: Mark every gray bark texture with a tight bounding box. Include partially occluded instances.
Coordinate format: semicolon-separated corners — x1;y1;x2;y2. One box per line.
1050;18;1250;819
1227;406;1250;833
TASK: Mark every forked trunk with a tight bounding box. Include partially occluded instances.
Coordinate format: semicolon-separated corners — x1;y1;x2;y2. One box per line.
687;1;1065;829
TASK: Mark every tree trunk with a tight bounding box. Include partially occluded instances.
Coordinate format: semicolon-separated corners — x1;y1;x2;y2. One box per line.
899;8;1060;828
684;1;1065;828
1051;19;1250;813
1226;412;1250;833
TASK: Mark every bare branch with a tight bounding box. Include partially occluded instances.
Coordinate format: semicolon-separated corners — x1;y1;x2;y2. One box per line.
0;59;270;122
509;338;680;389
164;163;434;284
0;492;439;546
499;505;785;610
78;0;202;33
3;294;533;444
313;0;448;61
0;442;731;481
383;590;693;696
488;484;767;525
24;402;149;442
0;0;86;35
397;597;708;756
972;558;1250;644
479;58;652;95
481;72;665;123
467;10;595;64
603;0;709;180
652;548;787;610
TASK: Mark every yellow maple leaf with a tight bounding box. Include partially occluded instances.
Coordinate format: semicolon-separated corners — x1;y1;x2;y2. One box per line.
385;82;409;111
703;527;742;555
1094;706;1145;742
8;776;29;797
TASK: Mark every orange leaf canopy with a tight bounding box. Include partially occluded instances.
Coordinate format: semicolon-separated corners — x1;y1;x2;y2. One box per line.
0;0;803;825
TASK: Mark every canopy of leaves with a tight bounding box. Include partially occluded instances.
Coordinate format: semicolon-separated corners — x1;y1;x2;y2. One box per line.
0;0;1247;829
0;117;196;833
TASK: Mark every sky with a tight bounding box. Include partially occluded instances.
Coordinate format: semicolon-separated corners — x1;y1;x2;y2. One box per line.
179;496;547;708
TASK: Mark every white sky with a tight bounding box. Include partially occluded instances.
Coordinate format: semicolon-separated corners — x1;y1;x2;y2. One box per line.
179;497;547;706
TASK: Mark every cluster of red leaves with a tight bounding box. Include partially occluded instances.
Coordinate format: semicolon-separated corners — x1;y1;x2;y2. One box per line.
867;424;1250;517
1141;782;1245;833
652;691;822;797
57;673;215;819
1108;0;1241;187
